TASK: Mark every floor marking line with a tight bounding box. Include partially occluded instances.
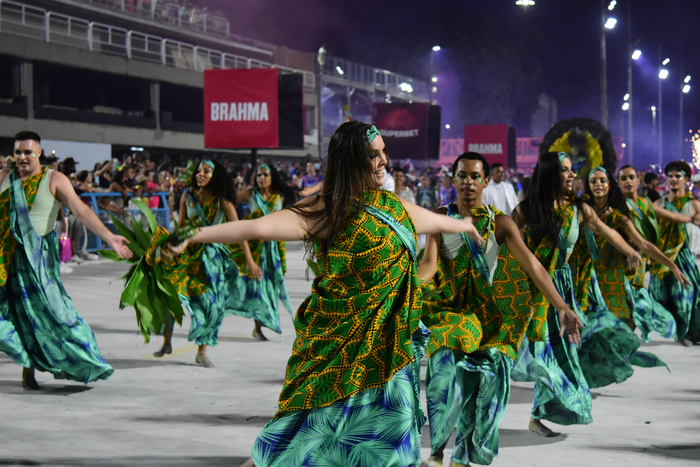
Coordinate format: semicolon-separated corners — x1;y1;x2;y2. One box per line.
142;334;252;359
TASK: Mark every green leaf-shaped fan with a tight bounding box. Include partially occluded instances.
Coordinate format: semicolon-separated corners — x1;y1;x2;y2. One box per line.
98;200;185;343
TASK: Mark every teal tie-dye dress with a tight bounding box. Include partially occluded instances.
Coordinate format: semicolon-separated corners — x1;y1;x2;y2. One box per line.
0;168;113;383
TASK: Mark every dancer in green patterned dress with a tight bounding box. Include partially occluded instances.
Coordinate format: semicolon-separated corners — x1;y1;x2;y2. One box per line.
0;131;132;389
617;165;698;341
153;159;256;367
649;161;700;345
167;121;487;467
418;152;581;467
231;163;298;340
569;167;680;388
511;152;641;437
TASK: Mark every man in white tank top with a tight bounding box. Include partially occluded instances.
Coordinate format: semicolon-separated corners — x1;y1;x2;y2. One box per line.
0;131;132;390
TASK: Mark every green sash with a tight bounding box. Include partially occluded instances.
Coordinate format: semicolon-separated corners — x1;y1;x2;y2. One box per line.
652;194;691;277
627;197;659;245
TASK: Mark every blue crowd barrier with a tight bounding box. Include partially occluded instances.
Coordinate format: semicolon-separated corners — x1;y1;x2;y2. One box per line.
78;191;171;252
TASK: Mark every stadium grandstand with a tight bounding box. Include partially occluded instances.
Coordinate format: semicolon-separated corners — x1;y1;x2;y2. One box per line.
0;0;429;163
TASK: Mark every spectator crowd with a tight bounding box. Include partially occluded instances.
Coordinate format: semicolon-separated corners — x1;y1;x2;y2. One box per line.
2;147;696;270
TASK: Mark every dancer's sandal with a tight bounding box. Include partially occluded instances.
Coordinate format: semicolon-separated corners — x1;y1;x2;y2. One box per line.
153;343;172;357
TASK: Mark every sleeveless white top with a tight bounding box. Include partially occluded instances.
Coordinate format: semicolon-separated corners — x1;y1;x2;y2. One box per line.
440;205;500;283
1;169;61;235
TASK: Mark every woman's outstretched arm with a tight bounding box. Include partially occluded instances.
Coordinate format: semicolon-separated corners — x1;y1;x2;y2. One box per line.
581;204;642;271
401;199;484;246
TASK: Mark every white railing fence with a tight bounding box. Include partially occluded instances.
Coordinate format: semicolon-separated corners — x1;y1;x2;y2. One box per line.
0;0;315;87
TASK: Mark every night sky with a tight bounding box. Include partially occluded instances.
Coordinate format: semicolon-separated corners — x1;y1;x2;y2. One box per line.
202;0;700;168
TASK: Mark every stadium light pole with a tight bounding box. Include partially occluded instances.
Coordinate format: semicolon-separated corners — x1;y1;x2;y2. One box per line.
658;52;669;167
628;48;641;165
430;45;440;105
601;0;617;129
680;75;691;158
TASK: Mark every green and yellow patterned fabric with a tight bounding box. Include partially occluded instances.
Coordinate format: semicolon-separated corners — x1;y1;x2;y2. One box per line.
422;204;532;360
522;200;577;341
574;209;630;319
624;196;677;341
626;196;658;288
649;193;700;341
230;191;287;274
162;191;241;347
275;190;421;416
165;193;225;296
652;193;692;278
228;190;292;334
0;166;47;287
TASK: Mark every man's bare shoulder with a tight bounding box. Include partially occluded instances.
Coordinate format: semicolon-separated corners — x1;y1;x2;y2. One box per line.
47;169;71;194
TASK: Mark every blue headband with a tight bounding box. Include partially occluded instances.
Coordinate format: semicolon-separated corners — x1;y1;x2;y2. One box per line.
558;152;569;162
588;166;608;179
199;159;214;172
367;125;381;144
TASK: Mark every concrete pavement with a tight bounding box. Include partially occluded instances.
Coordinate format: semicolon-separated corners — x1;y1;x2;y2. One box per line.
0;244;698;466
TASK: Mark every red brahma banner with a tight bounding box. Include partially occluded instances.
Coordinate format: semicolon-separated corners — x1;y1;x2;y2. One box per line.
204;68;279;148
464;124;516;169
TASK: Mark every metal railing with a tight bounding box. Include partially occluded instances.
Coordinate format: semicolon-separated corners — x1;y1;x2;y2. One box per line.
324;55;429;100
0;0;46;40
0;0;316;87
65;0;231;37
515;137;542;170
81;191;171;251
439;139;464;160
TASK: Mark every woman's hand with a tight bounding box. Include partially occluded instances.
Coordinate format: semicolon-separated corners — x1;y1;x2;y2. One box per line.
107;235;133;259
166;239;189;257
627;252;642;271
557;307;583;344
672;265;692;288
692;212;700;226
462;216;485;248
247;261;263;281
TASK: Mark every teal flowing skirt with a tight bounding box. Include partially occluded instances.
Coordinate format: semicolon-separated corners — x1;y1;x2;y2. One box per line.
178;243;242;347
0;236;113;383
577;269;667;389
632;286;676;343
512;264;592;426
251;327;429;467
649;245;700;342
228;240;292;334
425;347;511;465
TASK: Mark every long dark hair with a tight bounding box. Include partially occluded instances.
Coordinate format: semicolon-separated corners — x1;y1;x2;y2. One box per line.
287;121;377;254
518;151;582;248
190;160;235;204
254;161;300;207
583;169;629;217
